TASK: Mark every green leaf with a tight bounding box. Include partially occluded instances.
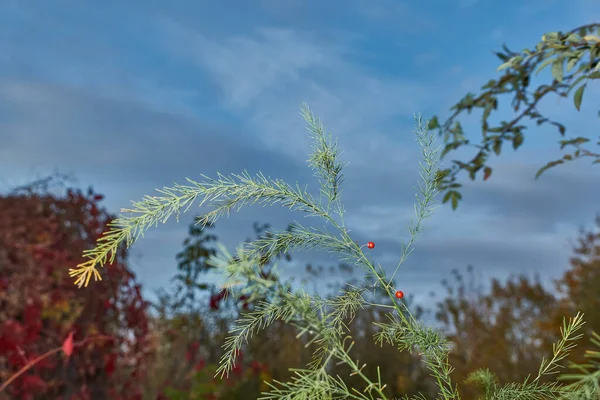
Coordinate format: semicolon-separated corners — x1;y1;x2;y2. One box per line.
566;52;583;72
451;191;462;210
511;55;523;66
512;132;524;149
573;84;586;111
442;190;452;204
588;71;600;79
428;116;440;130
497;61;513;71
435;168;451;181
536;57;555;75
550;121;566;135
492;139;502;155
551;60;564;82
443;190;463;210
495;52;509;61
559;137;589;149
542;32;560;41
441;141;464;158
567;74;588;94
468;167;477;180
535;159;565;179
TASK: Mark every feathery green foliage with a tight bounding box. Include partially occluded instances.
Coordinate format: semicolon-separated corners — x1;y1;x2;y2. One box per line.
75;104;600;399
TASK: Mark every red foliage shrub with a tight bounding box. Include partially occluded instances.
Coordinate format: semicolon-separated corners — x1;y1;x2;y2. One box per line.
0;181;154;399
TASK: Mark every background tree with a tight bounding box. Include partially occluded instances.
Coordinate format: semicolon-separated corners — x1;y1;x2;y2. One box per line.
145;217;438;399
429;23;600;209
0;175;153;399
544;214;600;367
432;266;560;399
431;215;600;399
146;220;294;399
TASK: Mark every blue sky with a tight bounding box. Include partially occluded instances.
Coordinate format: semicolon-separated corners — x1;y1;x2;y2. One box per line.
1;0;599;318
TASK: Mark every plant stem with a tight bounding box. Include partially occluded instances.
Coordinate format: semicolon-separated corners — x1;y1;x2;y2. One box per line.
0;335;113;393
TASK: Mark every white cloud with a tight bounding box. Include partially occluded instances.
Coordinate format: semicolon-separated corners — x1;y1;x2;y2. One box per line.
158;23;342;109
156;20;441;168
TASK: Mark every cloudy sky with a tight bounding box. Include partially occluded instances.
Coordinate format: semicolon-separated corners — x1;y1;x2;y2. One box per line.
1;0;599;318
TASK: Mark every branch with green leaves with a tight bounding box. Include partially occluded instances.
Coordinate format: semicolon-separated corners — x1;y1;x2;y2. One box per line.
430;23;600;210
74;104;599;399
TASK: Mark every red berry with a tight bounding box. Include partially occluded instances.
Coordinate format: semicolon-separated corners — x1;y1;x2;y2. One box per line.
367;241;375;249
395;291;404;299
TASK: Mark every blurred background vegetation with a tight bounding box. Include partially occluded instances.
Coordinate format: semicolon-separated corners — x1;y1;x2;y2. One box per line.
0;173;598;399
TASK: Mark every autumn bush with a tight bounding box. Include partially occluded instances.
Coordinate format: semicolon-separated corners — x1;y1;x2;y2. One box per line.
0;177;153;399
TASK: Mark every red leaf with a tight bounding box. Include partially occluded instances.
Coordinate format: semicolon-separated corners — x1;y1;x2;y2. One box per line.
62;331;74;358
23;304;41;326
104;353;116;376
189;340;200;354
483;166;492;181
21;374;46;391
194;359;205;372
250;360;262;375
1;319;24;348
